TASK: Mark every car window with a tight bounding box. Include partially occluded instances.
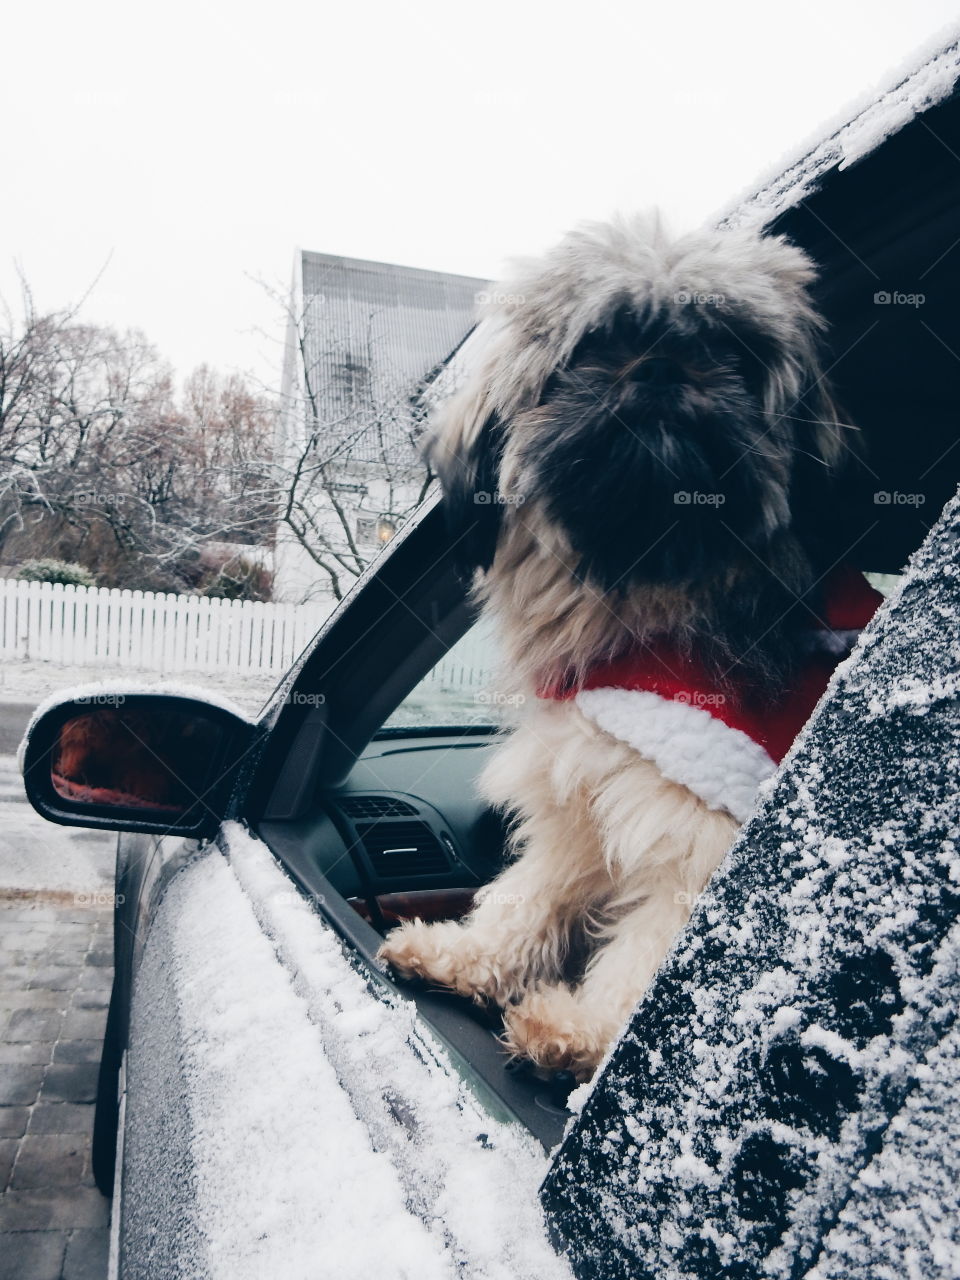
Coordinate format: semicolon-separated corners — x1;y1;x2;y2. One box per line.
383;573;902;733
381;614;520;730
865;571;901;598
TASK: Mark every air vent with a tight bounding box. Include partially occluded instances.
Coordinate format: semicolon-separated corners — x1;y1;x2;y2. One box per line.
338;795;418;818
356;821;451;878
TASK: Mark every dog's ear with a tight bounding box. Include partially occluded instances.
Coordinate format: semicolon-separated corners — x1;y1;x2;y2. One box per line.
423;391;505;577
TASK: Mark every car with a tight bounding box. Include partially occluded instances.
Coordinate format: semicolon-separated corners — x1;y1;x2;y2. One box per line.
20;32;960;1279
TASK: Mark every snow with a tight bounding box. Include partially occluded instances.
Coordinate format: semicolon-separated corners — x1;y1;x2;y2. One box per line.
541;486;960;1277
865;673;960;721
0;753;114;897
146;847;448;1279
717;24;960;232
809;1000;960;1279
0;658;276;718
125;823;571;1279
16;677;256;775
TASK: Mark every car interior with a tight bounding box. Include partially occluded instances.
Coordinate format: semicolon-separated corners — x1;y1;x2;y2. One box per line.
250;85;960;1149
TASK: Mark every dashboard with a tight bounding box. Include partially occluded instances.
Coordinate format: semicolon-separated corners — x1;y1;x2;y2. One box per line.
269;730;510;931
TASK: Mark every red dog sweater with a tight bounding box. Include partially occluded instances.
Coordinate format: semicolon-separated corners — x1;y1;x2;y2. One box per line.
538;566;884;822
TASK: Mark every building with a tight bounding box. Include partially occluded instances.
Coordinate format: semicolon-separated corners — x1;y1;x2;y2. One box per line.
274;250;488;603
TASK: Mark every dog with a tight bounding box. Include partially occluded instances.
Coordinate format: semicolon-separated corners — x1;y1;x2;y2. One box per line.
378;212;880;1079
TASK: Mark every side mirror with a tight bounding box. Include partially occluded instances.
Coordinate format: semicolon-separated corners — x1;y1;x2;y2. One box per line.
20;693;256;838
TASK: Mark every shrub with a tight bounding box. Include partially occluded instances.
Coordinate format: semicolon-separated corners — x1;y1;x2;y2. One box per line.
199;558;272;602
14;559;97;588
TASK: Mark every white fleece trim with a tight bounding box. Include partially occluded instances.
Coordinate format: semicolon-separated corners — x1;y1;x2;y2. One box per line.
575;687;777;824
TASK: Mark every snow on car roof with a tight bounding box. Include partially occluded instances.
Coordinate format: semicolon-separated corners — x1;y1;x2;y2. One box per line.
139;822;572;1280
718;23;960;231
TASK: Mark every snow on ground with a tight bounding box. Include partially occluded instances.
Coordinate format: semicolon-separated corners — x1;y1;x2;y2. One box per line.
132;827;572;1280
0;658;278;719
0;753;114;897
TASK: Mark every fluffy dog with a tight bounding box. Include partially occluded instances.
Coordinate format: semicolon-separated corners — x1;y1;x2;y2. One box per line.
379;212;878;1079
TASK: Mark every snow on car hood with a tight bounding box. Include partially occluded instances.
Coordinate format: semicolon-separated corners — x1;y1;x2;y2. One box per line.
131;824;571;1280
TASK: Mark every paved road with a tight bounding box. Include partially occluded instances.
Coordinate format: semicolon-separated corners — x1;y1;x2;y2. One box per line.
0;901;112;1279
0;705;35;758
0;749;113;1279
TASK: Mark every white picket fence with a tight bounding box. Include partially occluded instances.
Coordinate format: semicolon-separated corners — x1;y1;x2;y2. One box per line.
0;579;332;676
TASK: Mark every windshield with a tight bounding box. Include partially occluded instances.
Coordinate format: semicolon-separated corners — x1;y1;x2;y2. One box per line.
382;614;520;730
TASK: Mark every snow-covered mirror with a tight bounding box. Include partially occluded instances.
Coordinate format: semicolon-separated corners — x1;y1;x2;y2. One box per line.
20;691;255;837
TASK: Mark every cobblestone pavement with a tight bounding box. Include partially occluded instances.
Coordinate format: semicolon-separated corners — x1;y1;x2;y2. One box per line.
0;900;114;1280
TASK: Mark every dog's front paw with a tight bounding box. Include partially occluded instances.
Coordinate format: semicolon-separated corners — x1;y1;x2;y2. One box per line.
501;986;609;1080
378;919;503;1002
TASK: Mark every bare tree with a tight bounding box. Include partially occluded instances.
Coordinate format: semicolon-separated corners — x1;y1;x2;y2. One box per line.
0;276;277;592
269;283;436;601
0;280;171;564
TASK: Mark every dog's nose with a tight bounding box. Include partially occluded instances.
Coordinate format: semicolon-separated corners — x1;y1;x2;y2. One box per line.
630;356;683;387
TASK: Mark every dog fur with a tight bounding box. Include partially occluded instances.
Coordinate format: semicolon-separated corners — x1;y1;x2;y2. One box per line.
379;212;856;1078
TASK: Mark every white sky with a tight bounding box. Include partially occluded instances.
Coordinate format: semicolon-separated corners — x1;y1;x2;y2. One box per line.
3;0;958;391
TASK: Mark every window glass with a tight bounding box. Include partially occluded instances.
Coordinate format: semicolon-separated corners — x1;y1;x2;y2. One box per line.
382;615;523;730
865;571;901;598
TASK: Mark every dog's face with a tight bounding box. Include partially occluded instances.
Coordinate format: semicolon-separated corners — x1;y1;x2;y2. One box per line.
509;306;800;590
428;216;849;594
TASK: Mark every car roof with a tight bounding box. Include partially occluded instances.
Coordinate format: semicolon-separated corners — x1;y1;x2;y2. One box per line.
724;31;960;575
718;28;960;233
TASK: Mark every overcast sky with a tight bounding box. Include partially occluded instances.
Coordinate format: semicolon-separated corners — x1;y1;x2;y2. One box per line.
3;0;958;390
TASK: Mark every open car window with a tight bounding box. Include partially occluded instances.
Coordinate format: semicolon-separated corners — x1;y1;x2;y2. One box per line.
381;575;902;735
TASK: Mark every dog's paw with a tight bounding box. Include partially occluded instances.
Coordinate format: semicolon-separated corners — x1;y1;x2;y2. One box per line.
378;919;504;1002
501;986;608;1080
